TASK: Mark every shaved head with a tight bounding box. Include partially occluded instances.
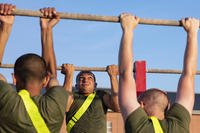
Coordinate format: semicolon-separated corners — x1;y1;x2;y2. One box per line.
138;88;170;116
14;53;47;89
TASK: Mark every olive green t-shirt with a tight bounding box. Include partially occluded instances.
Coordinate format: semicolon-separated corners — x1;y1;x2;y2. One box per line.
0;80;68;133
66;90;108;133
125;103;190;133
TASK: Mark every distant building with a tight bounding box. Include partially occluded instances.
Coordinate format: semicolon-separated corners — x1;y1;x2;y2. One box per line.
72;87;200;110
167;92;200;110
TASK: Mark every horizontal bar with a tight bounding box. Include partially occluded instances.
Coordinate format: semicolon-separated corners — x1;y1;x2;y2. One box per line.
57;66;106;72
0;64;107;72
1;64;200;75
11;9;200;27
147;69;183;74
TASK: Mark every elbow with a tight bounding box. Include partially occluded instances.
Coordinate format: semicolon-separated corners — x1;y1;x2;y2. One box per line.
119;70;133;82
119;68;130;77
111;104;121;112
113;107;121;112
182;62;197;76
182;69;196;78
111;98;121;112
118;68;125;76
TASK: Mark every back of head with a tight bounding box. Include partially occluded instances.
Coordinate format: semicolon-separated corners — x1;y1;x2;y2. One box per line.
138;88;170;116
14;53;47;88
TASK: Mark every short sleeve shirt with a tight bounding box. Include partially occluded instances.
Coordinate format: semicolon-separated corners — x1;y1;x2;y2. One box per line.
0;80;68;133
66;90;108;133
125;103;190;133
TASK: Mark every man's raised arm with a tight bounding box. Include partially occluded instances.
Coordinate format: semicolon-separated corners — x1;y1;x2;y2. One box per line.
118;13;140;120
175;18;199;115
61;63;74;112
40;7;60;87
103;64;120;112
0;4;15;64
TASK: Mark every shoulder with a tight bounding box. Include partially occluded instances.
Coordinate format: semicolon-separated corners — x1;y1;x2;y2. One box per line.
165;103;190;125
96;90;110;106
39;86;68;118
0;81;19;109
73;91;82;99
44;86;68;98
126;107;147;123
125;107;154;132
96;89;109;97
159;103;191;132
46;85;67;94
0;80;15;94
0;80;10;87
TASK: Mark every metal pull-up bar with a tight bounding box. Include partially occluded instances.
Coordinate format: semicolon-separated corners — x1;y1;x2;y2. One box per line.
1;64;200;75
12;9;200;27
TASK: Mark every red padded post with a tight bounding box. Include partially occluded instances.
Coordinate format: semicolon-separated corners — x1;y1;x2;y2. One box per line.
134;61;146;96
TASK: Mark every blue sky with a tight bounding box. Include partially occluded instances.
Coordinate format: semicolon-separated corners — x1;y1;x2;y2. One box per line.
0;0;200;93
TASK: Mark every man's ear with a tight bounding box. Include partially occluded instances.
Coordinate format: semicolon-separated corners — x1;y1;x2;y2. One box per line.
94;82;97;88
42;74;50;88
12;73;16;85
165;102;171;112
140;101;145;108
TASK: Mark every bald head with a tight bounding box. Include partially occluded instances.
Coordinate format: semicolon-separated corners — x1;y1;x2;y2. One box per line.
138;88;170;117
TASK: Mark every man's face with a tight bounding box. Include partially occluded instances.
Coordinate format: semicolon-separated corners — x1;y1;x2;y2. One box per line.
76;73;96;95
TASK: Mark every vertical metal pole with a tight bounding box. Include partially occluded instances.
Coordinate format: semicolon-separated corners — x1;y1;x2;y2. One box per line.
134;61;146;96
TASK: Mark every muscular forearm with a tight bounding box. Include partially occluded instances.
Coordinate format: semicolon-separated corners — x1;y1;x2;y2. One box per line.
119;31;134;74
46;29;57;78
109;75;120;112
0;23;13;63
63;73;74;112
183;31;198;75
63;74;73;92
41;28;49;64
110;76;118;94
41;27;57;78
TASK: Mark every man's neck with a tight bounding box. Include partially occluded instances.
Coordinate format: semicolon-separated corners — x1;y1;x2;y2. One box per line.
79;91;94;96
27;88;41;97
149;109;165;120
23;83;42;97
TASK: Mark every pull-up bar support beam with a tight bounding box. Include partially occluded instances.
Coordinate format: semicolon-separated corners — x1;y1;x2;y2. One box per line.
1;64;200;75
11;9;200;27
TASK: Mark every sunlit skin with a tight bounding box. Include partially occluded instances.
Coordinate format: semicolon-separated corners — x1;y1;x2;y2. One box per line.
76;73;96;96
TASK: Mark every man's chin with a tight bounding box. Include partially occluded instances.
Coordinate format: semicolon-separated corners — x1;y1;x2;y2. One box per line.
79;90;93;95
